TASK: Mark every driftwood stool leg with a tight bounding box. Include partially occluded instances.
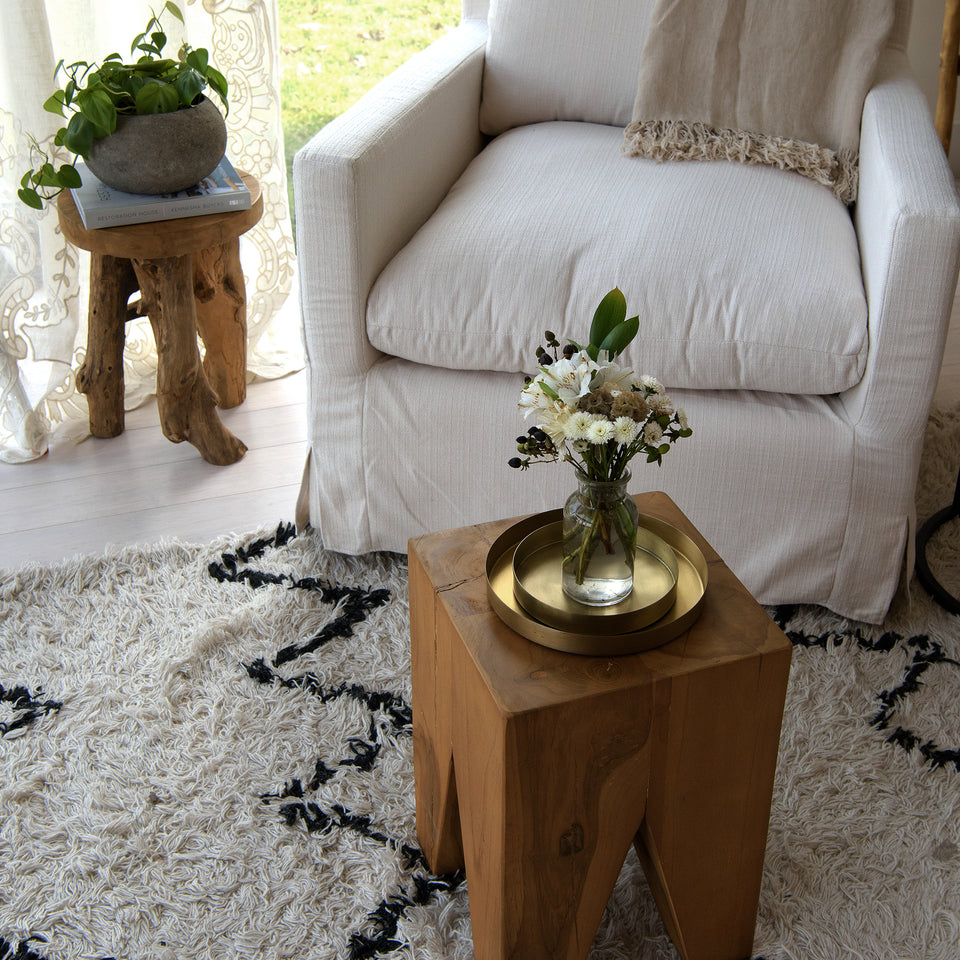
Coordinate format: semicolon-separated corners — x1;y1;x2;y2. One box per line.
76;253;139;437
193;239;247;408
450;635;653;960
133;255;247;465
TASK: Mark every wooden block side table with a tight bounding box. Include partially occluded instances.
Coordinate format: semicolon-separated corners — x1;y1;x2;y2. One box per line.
409;492;792;960
57;171;263;465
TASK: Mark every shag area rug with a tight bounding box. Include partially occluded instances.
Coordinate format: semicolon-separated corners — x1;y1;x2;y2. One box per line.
1;408;959;960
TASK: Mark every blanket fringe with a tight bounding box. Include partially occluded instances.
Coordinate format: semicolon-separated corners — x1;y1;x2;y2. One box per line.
623;119;858;204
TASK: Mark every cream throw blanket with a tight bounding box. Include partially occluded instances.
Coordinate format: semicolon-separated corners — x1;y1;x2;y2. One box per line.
623;0;895;203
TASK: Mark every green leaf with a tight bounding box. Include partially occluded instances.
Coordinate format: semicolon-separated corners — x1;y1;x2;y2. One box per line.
135;81;163;114
539;381;560;402
205;65;228;111
37;163;59;187
174;68;204;107
156;83;180;113
78;88;117;137
598;315;639;360
151;31;167;53
43;91;66;116
165;1;185;23
589;288;626;351
186;48;208;73
18;188;43;210
58;163;83;188
585;343;599;362
62;112;95;157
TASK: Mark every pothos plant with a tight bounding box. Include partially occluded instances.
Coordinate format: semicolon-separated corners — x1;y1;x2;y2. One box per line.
18;1;228;210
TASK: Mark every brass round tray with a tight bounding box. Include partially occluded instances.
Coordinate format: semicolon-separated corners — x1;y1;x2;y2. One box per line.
486;509;708;656
513;521;678;633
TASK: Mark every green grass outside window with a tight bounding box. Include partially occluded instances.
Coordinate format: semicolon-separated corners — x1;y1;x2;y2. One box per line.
279;0;462;230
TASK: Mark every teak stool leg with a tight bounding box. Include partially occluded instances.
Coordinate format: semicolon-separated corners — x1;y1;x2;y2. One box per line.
449;626;652;960
133;255;247;465
193;239;247;408
410;549;465;874
76;253;139;437
636;651;791;960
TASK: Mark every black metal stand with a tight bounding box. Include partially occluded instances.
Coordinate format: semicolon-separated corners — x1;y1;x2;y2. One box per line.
916;464;960;615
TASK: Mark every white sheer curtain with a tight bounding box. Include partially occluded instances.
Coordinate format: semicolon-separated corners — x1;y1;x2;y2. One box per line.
0;0;301;463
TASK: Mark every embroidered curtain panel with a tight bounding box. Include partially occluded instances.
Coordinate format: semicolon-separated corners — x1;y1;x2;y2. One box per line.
0;0;301;463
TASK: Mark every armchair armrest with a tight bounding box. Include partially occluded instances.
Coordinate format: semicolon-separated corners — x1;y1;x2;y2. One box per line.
828;49;960;613
293;20;487;549
847;48;960;438
293;20;487;378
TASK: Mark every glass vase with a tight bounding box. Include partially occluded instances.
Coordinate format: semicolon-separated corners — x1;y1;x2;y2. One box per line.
561;470;640;606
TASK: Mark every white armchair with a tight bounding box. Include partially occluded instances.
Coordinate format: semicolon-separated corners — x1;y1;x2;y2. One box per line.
293;0;960;623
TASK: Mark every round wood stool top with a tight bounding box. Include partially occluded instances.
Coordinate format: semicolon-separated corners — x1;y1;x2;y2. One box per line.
57;170;263;260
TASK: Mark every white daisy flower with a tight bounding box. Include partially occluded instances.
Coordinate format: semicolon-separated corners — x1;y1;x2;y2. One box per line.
640;375;665;394
643;421;663;445
612;416;639;444
564;410;596;440
677;408;689;430
587;419;615;444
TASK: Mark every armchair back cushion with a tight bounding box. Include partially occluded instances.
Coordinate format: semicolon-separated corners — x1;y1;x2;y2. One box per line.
479;0;654;134
478;0;913;136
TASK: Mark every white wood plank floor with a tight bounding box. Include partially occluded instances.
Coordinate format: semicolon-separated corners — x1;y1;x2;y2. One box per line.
2;305;960;573
0;370;308;571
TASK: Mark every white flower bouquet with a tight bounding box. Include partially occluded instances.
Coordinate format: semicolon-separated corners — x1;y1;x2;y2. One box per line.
509;288;692;604
509;288;691;481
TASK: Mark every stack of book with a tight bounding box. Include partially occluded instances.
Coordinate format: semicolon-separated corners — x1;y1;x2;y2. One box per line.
69;156;252;229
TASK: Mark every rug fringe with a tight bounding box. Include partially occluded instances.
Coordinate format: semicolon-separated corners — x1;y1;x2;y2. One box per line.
622;119;858;204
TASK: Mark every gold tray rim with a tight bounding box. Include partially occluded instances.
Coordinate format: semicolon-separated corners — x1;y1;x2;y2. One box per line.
512;521;679;633
486;509;708;656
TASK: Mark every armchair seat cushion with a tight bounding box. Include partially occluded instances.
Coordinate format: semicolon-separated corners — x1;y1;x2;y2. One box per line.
367;120;868;394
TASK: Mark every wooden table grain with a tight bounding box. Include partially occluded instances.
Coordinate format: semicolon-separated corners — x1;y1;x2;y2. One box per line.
409;491;792;960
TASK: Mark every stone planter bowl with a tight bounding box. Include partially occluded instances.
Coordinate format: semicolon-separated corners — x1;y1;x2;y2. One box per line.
85;96;227;195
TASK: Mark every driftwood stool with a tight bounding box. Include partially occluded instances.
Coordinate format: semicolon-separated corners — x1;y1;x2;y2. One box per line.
57;172;263;465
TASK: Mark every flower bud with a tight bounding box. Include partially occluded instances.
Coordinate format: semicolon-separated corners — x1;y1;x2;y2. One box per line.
508;457;523;469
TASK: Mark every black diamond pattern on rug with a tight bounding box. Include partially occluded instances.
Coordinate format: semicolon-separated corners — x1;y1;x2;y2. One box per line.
0;683;61;739
771;604;960;773
208;525;464;959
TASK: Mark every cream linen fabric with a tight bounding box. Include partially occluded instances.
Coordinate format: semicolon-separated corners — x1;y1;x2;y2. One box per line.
367;121;867;394
478;0;654;134
363;360;853;609
624;0;895;202
295;9;960;622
